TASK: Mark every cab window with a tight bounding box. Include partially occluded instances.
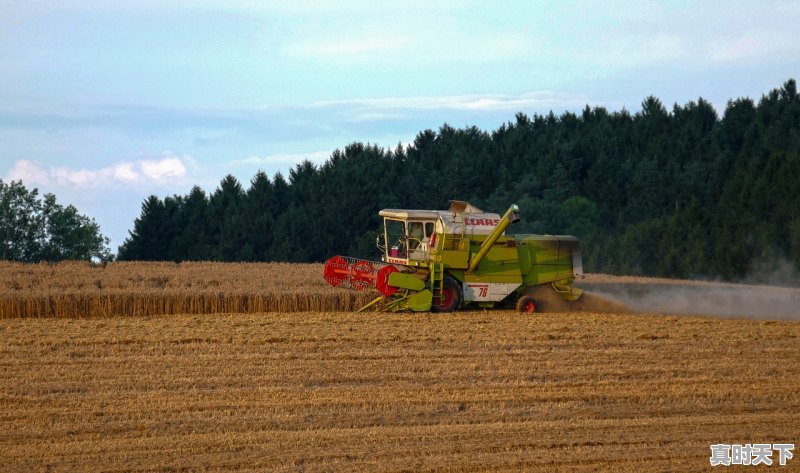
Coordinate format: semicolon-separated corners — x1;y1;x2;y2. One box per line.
386;220;405;246
408;222;424;248
425;222;434;238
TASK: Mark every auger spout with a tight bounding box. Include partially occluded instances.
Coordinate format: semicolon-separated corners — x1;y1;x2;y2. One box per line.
466;203;519;273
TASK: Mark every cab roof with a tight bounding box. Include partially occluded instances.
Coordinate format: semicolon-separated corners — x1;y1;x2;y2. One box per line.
378;209;441;219
378;201;503;236
379;200;489;220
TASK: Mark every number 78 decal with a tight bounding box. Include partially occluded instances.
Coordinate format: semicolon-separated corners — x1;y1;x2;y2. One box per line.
463;282;521;302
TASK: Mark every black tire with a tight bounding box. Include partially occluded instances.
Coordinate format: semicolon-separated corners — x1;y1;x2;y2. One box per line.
516;295;537;313
518;284;571;313
432;275;462;312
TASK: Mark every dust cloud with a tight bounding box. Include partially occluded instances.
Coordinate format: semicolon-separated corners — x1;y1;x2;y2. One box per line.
581;280;800;320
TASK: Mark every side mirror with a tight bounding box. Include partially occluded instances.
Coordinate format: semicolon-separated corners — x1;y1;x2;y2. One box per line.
375;232;387;252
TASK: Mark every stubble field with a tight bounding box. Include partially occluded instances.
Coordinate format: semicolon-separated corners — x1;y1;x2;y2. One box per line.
1;262;799;471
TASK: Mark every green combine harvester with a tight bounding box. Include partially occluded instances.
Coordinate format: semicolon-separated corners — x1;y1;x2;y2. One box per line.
323;201;584;312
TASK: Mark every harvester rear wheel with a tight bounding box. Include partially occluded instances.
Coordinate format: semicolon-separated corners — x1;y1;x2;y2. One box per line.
516;295;536;313
432;275;462;312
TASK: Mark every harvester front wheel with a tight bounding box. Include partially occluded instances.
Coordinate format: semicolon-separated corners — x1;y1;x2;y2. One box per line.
517;295;536;313
432;275;462;312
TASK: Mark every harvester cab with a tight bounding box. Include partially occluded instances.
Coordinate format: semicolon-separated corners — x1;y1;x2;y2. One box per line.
323;200;584;313
378;213;437;263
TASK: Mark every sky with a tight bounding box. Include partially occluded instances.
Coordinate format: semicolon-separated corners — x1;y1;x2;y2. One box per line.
2;0;799;252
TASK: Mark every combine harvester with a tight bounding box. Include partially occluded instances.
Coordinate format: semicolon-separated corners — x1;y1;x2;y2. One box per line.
323;201;584;312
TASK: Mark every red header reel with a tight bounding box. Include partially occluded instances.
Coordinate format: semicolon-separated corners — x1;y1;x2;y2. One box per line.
323;255;400;296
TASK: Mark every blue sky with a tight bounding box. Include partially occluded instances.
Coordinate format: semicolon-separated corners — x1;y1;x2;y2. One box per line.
2;0;799;251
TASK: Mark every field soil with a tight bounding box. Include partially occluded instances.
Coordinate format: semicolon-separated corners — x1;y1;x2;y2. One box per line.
2;310;799;471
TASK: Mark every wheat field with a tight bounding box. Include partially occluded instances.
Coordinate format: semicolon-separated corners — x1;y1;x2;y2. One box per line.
0;261;375;317
6;261;798;319
1;262;799;471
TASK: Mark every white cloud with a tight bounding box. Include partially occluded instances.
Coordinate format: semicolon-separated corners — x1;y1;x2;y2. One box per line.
4;159;50;186
228;151;330;167
112;162;139;182
50;166;97;187
4;152;193;189
312;91;596;116
349;112;408;122
140;156;187;180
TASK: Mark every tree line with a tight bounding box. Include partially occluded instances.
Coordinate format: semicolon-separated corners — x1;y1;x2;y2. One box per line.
0;180;112;262
10;80;799;282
